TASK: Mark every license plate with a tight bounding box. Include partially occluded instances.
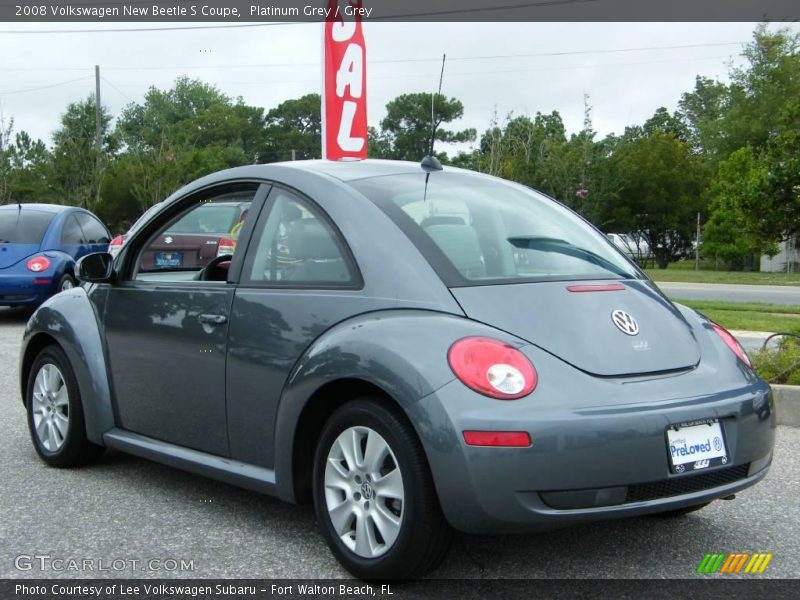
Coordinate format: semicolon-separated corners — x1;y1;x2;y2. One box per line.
155;252;183;268
666;419;728;474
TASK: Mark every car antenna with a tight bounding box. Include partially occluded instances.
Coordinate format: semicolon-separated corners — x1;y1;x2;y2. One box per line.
422;53;446;201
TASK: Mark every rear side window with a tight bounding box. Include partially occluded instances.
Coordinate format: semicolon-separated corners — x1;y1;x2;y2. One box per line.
242;189;357;287
75;213;110;244
0;210;54;244
60;215;86;245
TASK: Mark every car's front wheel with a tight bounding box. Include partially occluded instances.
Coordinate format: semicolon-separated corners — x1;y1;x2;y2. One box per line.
312;398;452;579
26;345;104;467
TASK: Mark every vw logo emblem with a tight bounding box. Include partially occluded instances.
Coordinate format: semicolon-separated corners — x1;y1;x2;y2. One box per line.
360;482;374;500
611;309;639;336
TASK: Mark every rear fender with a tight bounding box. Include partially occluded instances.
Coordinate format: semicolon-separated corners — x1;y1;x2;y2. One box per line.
272;309;526;502
20;286;113;445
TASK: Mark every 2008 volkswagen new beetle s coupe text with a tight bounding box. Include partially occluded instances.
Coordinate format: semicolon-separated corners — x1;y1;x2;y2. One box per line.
19;160;775;579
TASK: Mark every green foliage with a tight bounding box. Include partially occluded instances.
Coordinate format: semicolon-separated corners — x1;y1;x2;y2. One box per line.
751;337;800;385
262;93;321;162
609;130;710;268
50;95;117;211
379;93;476;161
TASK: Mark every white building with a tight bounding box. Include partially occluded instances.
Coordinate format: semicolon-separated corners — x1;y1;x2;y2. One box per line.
761;236;798;273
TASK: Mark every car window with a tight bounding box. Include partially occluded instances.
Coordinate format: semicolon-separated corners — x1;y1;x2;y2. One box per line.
60;214;86;245
133;190;256;282
243;189;355;286
351;172;640;285
75;213;110;244
0;210;54;244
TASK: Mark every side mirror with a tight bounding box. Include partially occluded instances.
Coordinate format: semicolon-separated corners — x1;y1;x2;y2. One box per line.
76;252;114;283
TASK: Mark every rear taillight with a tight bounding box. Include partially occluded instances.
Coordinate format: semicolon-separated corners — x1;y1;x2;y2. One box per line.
217;237;236;257
711;321;751;367
448;336;537;399
26;256;51;272
108;235;126;257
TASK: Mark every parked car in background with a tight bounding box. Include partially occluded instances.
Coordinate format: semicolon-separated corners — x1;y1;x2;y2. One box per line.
20;161;774;579
0;203;110;307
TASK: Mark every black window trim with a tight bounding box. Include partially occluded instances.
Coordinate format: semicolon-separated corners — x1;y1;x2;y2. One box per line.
74;210;112;245
238;184;364;291
115;180;270;287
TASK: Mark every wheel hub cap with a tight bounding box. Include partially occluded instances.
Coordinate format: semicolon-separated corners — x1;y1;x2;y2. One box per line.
324;425;405;559
31;363;69;452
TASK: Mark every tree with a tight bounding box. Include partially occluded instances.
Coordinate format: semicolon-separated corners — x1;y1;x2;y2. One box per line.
115;77;268;210
612;132;710;268
677;76;729;158
261;94;321;162
50;96;116;211
5;131;53;204
0;114;13;205
378;93;475;161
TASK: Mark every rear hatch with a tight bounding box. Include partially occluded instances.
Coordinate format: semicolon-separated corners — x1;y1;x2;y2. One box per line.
451;279;700;377
0;209;53;269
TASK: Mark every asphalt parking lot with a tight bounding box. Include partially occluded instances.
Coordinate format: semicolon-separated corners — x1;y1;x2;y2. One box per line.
1;306;798;580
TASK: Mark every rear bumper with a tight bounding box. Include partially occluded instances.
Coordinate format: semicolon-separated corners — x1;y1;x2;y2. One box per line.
0;273;56;306
411;355;776;534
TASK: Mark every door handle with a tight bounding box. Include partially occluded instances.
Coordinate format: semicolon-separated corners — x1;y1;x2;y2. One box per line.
198;313;227;325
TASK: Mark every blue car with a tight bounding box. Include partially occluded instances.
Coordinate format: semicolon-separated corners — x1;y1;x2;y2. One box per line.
0;203;110;307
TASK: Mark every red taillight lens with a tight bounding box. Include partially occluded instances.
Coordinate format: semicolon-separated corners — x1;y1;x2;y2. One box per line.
109;235;124;247
463;431;532;447
711;321;751;367
448;336;537;399
26;256;51;272
217;237;236;257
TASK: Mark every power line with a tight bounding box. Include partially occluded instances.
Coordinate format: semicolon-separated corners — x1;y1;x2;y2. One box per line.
0;40;747;73
0;76;92;96
101;75;134;102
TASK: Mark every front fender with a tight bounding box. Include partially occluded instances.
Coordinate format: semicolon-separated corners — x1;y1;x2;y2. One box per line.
272;309;527;502
20;286;113;445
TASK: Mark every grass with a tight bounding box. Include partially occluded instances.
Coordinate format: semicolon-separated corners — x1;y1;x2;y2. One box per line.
676;300;800;334
645;266;800;286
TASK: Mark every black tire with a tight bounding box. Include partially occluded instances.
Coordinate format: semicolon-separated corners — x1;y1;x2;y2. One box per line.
25;345;104;467
312;397;452;579
58;273;77;292
651;502;711;518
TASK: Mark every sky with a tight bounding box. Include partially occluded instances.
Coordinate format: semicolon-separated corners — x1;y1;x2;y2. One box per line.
0;21;796;151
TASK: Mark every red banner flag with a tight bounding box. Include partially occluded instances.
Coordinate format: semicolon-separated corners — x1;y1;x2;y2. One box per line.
322;0;367;160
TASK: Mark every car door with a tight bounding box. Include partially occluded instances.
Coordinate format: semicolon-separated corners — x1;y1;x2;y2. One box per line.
226;186;376;468
102;183;267;456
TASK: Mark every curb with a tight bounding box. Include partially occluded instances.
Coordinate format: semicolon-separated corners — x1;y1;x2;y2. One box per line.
771;384;800;427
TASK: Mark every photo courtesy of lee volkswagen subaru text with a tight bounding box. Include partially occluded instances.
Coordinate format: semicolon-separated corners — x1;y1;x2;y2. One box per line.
19;159;775;579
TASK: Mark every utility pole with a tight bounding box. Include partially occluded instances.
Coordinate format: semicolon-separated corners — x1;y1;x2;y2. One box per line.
291;149;296;161
94;65;102;210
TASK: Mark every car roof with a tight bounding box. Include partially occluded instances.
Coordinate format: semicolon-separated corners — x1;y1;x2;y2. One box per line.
0;203;76;214
275;159;435;181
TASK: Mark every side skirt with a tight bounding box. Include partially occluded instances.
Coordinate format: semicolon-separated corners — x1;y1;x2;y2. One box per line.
103;428;278;497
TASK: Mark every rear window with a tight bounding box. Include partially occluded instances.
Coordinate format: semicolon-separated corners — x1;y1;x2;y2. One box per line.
0;210;54;244
350;172;640;286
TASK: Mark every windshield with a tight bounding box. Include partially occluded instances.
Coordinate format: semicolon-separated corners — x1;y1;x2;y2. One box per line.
0;210;54;244
350;172;640;285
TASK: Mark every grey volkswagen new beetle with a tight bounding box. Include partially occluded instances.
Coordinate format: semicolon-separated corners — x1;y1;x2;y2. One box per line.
20;160;774;578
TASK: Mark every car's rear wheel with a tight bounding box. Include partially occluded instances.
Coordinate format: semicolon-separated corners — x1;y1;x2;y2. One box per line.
58;273;76;292
26;345;104;467
651;501;711;518
312;398;452;579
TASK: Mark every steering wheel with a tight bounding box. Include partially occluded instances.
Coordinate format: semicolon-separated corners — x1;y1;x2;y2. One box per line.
195;254;233;282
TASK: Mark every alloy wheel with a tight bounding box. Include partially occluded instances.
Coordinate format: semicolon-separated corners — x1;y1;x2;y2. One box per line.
323;425;405;558
31;364;70;452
